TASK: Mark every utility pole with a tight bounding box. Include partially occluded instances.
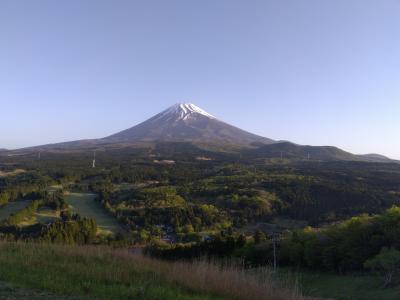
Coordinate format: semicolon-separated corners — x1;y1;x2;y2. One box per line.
271;232;281;272
273;233;277;271
92;151;96;168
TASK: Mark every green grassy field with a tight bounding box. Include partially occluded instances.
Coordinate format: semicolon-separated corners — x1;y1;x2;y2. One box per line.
0;281;76;300
0;242;222;300
35;207;60;223
0;242;301;300
18;207;61;227
0;200;31;222
48;185;63;193
297;270;400;300
64;193;124;235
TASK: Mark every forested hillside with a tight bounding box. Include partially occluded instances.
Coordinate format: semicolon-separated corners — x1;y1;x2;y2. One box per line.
1;143;400;299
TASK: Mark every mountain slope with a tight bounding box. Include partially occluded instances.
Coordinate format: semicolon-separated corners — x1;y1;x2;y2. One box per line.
13;103;396;163
103;103;274;146
358;153;396;163
243;142;372;162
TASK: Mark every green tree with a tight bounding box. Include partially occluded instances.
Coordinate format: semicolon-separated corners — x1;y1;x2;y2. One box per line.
364;248;400;287
253;230;267;244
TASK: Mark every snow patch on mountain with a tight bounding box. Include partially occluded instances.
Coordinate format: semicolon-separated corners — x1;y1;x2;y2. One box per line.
159;103;216;121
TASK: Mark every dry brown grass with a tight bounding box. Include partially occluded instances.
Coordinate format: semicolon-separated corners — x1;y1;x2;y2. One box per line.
0;242;304;300
81;246;303;300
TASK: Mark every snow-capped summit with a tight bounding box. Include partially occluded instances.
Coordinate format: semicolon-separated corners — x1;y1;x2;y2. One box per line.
154;103;216;122
166;103;216;120
103;103;275;145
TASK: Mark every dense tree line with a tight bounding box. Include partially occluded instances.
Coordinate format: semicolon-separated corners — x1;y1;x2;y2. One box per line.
276;206;400;272
147;207;400;279
0;216;97;245
40;216;97;244
145;232;246;260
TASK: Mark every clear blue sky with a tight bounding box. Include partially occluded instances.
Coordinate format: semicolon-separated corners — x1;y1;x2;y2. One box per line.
1;0;399;159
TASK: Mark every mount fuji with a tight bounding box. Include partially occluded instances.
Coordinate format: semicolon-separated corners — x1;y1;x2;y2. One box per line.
102;103;274;146
13;103;396;163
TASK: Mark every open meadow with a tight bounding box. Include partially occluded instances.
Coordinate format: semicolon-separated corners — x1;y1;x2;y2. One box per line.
0;200;31;222
0;242;303;300
64;192;124;235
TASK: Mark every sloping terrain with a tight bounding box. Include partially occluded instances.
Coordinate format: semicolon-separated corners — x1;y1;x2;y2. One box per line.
8;103;396;163
104;103;274;146
242;141;395;162
359;153;396;163
0;242;302;300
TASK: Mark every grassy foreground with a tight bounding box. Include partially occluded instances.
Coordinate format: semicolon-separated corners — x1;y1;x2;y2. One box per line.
0;281;75;300
299;271;400;300
0;242;302;300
